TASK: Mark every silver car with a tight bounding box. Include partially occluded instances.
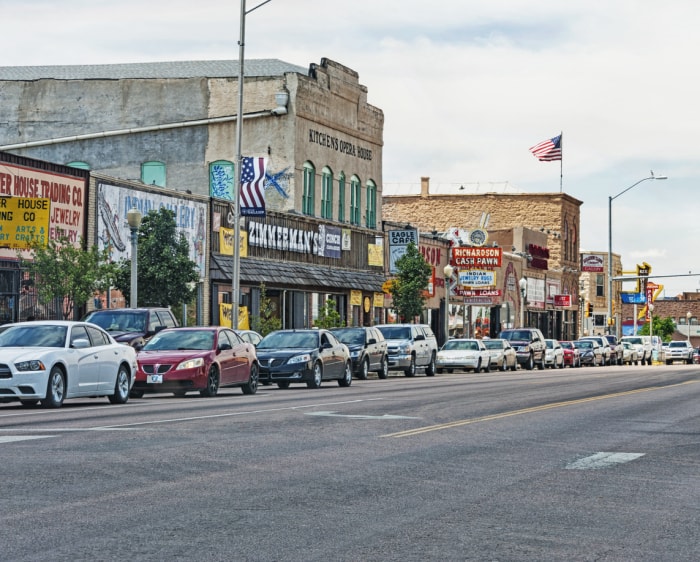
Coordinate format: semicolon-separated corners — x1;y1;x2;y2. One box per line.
482;338;518;371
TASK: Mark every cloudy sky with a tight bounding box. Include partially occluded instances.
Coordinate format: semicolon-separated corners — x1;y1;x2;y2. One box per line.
3;0;699;297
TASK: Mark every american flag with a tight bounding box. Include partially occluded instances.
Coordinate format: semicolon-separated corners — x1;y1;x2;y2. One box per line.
529;134;562;161
239;157;267;216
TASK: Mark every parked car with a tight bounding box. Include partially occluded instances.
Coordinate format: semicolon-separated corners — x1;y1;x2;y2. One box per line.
132;327;259;398
665;340;694;364
579;336;612;366
694;347;700;364
559;340;581;368
574;339;603;366
235;329;263;346
0;320;137;408
544;339;565;369
620;335;653;365
482;338;517;371
621;341;639;365
375;324;438;377
256;329;352;388
435;338;491;373
603;334;623;365
82;307;178;349
331;326;388;379
498;328;546;370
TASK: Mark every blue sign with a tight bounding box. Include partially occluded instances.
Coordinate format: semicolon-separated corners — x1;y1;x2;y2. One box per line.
621;292;646;304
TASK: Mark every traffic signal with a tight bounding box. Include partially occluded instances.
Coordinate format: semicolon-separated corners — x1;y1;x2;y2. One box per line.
585;302;593;317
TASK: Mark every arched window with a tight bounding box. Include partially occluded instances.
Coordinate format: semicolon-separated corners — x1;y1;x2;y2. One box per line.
350;175;361;225
321;166;333;220
303;161;316;216
209;160;235;200
66;161;90;170
337;172;346;223
365;179;377;228
141;161;166;187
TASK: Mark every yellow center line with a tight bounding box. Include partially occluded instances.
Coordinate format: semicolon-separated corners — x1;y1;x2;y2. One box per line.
382;380;697;438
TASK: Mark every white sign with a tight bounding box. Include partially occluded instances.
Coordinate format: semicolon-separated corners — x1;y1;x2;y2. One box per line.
458;269;496;288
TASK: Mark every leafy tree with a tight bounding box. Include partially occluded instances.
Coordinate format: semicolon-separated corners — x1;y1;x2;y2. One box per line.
20;235;118;320
389;241;432;323
314;298;343;329
250;283;281;336
114;208;199;307
638;315;676;342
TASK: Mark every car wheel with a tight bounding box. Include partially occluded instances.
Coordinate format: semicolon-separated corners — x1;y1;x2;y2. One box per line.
537;355;545;370
404;355;416;377
557;357;564;369
108;363;131;404
500;358;507;372
510;359;518;372
377;356;389;379
130;389;145;399
358;358;369;380
241;363;259;395
525;354;534;371
277;381;290;389
200;366;220;397
41;366;65;408
483;359;491;373
307;362;323;388
338;362;352;387
475;359;482;373
425;353;436;376
20;399;39;407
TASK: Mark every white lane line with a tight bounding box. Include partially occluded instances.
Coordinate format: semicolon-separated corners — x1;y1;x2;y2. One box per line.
565;452;645;470
0;435;53;443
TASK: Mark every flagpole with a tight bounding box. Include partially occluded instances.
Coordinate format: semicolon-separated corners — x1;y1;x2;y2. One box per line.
559;131;563;193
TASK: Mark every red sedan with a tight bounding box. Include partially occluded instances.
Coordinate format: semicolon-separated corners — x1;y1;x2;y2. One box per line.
559;340;581;368
131;327;259;398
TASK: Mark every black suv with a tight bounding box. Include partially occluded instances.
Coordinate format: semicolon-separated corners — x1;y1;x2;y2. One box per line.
82;307;178;349
499;328;546;370
331;326;389;379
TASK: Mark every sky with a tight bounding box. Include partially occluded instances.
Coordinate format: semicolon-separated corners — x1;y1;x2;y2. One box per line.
3;0;699;297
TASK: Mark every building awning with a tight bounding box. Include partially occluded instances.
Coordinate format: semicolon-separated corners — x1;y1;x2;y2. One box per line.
210;255;386;293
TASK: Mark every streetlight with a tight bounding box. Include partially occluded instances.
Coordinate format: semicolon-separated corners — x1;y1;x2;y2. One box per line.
607;172;667;336
519;277;528;328
444;264;454;344
126;206;143;309
687;311;692;344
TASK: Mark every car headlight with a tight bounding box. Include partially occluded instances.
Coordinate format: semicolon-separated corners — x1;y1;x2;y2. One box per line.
398;343;411;354
288;353;312;365
349;350;360;358
176;357;205;370
15;360;46;372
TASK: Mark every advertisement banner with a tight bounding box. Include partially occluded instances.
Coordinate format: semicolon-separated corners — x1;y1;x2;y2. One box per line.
458;269;496;288
451;246;502;268
0;197;51;249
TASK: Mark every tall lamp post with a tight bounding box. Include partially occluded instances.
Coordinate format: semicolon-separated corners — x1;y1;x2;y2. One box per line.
519;277;528;328
607;172;667;336
126;207;143;309
444;264;454;344
687;311;692;344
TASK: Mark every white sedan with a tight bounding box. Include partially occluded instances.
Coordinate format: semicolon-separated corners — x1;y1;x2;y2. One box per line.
482;338;518;371
436;338;492;373
0;321;137;408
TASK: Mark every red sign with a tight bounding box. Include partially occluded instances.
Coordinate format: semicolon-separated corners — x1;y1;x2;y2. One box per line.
453;288;502;297
451;246;502;268
554;294;571;307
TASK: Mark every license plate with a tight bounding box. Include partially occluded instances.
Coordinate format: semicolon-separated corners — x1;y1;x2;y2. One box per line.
147;374;163;384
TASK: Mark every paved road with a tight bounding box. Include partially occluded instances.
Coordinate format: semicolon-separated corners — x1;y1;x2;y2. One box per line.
1;364;698;561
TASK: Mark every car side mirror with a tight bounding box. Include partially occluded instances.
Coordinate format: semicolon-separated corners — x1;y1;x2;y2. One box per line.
71;338;91;349
218;342;232;351
415;334;425;341
321;341;332;350
368;338;376;345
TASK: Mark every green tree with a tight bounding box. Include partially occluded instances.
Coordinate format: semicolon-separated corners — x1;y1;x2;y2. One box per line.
250;283;281;336
314;298;343;329
114;208;199;307
638;315;676;342
21;235;118;320
389;241;432;322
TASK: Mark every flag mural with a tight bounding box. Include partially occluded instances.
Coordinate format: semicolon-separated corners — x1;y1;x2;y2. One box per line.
239;157;267;216
529;134;562;161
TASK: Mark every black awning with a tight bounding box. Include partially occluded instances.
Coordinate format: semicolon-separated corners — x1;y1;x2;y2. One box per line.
210;255;385;292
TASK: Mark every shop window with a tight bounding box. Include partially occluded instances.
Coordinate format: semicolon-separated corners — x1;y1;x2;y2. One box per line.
595;274;605;298
66;161;90;170
337;172;346;223
141;161;166;187
321;166;333;220
350;175;361;225
303;161;315;216
210;160;235;200
365;179;377;229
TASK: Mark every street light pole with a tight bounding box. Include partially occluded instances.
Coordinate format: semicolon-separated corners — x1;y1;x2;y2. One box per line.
519;277;527;328
444;264;454;345
687;311;692;344
126;207;143;309
607;172;667;337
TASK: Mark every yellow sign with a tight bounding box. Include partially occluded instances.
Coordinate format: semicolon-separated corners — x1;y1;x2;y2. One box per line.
350;290;362;306
218;227;248;257
0;197;51;249
367;243;383;266
219;303;250;329
373;292;384;308
636;262;651;293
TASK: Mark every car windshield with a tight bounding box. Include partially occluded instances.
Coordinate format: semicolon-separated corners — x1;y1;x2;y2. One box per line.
258;331;319;350
560;342;573;349
668;342;687;348
0;324;67;348
575;341;592;349
376;326;410;340
545;340;555;349
84;311;146;332
500;331;530;341
482;340;502;350
442;340;479;351
143;329;214;351
623;337;642;345
332;329;364;345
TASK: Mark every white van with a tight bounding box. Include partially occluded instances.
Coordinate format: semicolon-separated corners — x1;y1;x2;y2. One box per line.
620;335;653;365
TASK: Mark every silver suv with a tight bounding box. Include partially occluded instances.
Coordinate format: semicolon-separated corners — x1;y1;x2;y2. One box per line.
620;335;653;365
375;324;438;377
665;340;694;364
499;328;546;370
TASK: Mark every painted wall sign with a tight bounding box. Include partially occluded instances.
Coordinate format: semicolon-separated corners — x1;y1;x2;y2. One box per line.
308;128;373;161
0;197;51;249
248;220;341;258
389;229;419;274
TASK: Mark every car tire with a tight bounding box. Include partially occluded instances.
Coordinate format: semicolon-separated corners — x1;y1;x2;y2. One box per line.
277;381;290;389
307;362;323;388
483;359;491;373
475;359;482;373
241;363;259;395
537;355;545;370
377;356;389;379
108;363;131;404
525;354;534;371
200;366;220;397
404;355;416;377
500;359;507;372
425;354;436;376
358;358;369;380
510;360;518;372
557;357;564;369
338;362;352;387
41;366;65;408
